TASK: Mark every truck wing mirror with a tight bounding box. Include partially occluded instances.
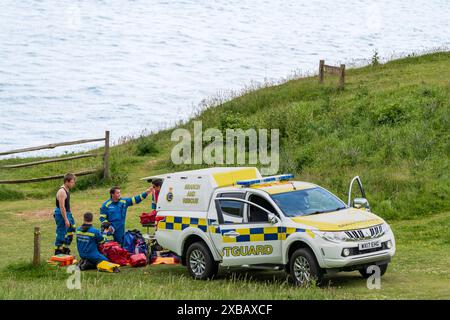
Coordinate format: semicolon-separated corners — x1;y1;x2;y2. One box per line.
353;197;370;210
348;176;370;211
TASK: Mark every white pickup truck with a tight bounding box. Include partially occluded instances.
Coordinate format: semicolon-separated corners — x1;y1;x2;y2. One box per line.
143;167;396;286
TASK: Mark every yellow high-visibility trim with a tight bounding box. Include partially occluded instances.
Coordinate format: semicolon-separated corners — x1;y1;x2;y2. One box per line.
173;223;182;231
182;217;190;224
235;228;250;235
286;227;296;234
259;184;313;194
132;197;136;205
212;168;259;187
76;231;95;237
290;217;383;231
263;227;278;234
222;236;237;243
306;230;315;238
249;234;264;241
105;200;112;207
158;222;166;229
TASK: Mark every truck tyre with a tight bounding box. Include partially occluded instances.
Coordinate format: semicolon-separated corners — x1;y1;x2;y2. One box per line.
186;242;218;280
289;248;323;286
359;263;388;278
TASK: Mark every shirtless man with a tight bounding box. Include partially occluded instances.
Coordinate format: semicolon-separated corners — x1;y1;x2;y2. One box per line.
54;173;76;255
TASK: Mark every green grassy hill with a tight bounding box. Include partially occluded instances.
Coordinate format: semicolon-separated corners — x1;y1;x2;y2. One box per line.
0;51;449;299
1;51;449;220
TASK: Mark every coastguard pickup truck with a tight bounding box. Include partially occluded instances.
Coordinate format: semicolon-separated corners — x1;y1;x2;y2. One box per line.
143;167;395;285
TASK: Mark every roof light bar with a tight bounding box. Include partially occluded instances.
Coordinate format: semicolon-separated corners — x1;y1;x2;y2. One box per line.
236;174;294;186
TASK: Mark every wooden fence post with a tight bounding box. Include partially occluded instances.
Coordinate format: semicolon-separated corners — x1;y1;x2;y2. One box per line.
33;227;41;266
339;64;346;89
103;130;110;180
319;60;325;84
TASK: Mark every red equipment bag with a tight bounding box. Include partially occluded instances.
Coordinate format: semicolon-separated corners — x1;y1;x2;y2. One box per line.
99;241;130;266
130;253;147;267
140;210;157;225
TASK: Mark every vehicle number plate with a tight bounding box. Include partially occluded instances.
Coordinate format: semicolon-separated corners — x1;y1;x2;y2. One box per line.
358;240;381;251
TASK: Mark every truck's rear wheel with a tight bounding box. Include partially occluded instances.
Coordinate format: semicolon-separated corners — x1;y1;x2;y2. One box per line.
186;242;218;280
289;248;323;286
359;263;388;278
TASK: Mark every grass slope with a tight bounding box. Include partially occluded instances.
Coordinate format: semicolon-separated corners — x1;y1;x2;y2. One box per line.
0;51;449;299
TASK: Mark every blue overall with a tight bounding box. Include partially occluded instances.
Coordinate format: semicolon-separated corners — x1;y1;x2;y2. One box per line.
54;208;76;249
99;192;148;245
76;224;108;265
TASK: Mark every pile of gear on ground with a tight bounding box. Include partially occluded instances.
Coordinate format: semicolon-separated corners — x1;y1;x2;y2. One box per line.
48;211;180;273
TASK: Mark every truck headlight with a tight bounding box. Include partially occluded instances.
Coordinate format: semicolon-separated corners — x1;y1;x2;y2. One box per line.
312;230;347;243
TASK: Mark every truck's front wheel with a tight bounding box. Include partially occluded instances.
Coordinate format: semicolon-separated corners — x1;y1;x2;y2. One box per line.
186;242;218;280
289;248;323;286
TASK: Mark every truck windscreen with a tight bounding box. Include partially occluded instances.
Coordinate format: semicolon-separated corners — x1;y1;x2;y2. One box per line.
271;187;346;217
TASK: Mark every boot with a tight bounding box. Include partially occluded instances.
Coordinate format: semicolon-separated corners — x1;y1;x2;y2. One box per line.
54;248;63;255
62;247;71;255
78;258;96;271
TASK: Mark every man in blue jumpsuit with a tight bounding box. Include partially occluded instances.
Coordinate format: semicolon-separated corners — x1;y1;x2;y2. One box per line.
76;212;108;266
54;173;76;255
99;185;152;245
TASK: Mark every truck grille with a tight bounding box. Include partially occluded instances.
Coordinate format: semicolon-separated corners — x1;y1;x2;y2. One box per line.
344;224;384;240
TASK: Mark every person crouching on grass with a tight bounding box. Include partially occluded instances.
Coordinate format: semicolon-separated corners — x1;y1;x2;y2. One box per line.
54;173;76;255
76;212;108;267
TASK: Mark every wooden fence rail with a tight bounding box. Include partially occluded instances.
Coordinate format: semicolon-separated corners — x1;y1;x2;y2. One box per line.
0;131;110;184
319;59;345;89
0;137;106;156
1;153;99;169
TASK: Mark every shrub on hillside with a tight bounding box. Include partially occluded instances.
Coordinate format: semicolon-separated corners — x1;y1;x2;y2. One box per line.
219;111;251;132
135;137;159;156
374;102;409;126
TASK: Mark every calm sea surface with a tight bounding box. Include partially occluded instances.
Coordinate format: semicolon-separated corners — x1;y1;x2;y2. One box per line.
0;0;448;156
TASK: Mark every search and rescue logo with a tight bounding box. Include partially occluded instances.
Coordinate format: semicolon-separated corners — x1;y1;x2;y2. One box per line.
166;187;174;202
